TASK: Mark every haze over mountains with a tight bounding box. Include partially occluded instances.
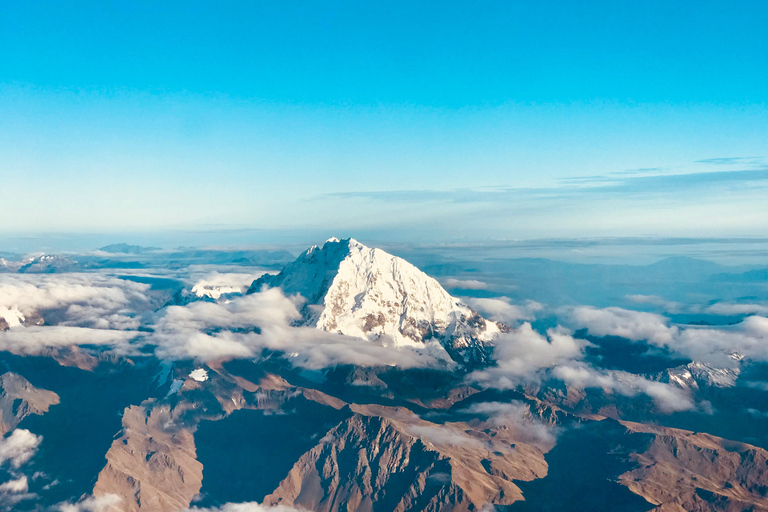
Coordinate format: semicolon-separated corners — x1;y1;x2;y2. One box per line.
0;237;766;511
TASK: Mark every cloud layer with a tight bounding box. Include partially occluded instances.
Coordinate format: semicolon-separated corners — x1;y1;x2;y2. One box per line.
567;306;768;367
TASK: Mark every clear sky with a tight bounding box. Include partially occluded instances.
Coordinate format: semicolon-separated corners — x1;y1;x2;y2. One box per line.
1;0;766;241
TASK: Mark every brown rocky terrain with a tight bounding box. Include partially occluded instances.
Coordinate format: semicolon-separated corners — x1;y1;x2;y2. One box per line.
93;404;204;512
265;402;549;512
620;421;768;512
0;371;59;434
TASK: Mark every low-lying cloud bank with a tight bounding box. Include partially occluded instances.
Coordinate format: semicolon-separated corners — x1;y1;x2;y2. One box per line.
1;273;765;414
0;273;445;369
152;288;444;369
57;496;305;512
626;294;768;317
567;305;768;367
184;503;304;512
467;322;695;413
464;297;543;324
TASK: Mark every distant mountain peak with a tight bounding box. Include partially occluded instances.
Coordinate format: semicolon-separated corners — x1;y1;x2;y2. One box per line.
98;243;160;254
248;238;502;365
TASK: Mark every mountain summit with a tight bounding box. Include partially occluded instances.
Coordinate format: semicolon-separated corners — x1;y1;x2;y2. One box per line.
247;238;502;365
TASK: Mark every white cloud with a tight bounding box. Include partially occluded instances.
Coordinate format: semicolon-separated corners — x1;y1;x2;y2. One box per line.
405;425;486;449
0;274;152;356
183;503;305;512
704;303;768;316
567;304;768;367
551;363;694;413
58;494;122;512
0;274;150;324
467;321;694;414
461;401;558;450
0;475;28;493
191;271;266;299
671;315;768;366
0;429;41;468
566;306;677;345
443;279;489;290
464;298;543;324
469;323;584;387
152;288;442;369
0;326;139;356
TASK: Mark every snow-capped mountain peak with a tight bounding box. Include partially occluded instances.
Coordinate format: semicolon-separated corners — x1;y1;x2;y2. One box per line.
247;237;502;365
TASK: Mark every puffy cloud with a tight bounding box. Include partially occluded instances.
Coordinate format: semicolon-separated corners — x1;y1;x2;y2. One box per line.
625;294;683;313
0;274;150;324
0;475;28;493
443;279;489;290
566;306;676;345
551;363;694;413
0;473;34;507
152;288;442;369
57;494;122;512
183;503;305;512
469;323;584;387
567;304;768;367
467;322;694;414
0;326;138;356
0;274;152;356
671;315;768;366
0;429;41;468
190;271;266;299
461;401;557;450
464;298;543;324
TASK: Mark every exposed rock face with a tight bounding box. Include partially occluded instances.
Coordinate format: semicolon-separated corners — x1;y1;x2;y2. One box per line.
163;288;217;308
265;404;548;512
248;238;501;365
0;372;59;434
93;405;203;512
620;421;768;511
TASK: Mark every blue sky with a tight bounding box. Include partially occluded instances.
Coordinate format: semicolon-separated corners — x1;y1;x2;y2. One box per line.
0;1;766;240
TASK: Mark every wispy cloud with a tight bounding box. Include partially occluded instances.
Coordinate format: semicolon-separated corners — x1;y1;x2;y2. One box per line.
183;502;304;512
442;278;489;290
324;168;768;204
696;157;764;166
463;297;543;324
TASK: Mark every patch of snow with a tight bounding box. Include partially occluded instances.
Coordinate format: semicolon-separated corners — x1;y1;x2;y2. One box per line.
0;306;25;329
666;361;739;389
192;272;263;299
189;368;209;382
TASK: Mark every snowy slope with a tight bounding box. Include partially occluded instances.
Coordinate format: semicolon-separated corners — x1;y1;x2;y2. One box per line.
665;361;740;389
248;238;502;364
